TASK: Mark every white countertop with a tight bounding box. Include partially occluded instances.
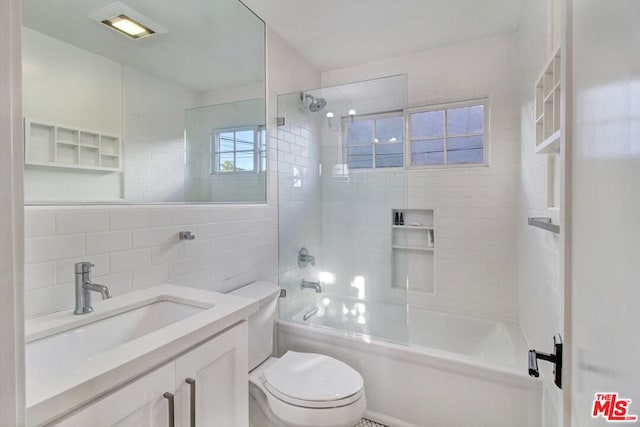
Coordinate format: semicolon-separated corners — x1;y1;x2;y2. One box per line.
25;284;259;426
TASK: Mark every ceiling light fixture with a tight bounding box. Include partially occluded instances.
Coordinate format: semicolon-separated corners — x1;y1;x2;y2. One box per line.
88;2;167;40
104;15;154;38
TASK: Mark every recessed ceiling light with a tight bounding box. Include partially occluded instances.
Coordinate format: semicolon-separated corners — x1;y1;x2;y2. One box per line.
103;15;154;39
88;2;167;40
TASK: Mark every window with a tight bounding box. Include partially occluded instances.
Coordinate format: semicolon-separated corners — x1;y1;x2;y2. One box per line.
211;127;266;174
410;101;487;167
345;112;404;169
342;100;487;171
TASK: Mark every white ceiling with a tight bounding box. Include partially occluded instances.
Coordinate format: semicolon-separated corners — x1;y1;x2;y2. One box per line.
23;0;265;92
242;0;526;71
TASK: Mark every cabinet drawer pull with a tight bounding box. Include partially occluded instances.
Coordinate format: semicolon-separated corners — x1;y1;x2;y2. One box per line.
163;392;175;427
185;378;196;427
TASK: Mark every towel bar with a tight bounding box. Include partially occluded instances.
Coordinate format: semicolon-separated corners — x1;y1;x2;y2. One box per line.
528;217;560;234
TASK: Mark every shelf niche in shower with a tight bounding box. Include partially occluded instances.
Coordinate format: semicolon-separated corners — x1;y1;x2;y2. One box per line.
391;209;435;294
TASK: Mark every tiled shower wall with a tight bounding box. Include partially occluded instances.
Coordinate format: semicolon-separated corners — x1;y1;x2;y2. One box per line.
24;205;278;318
321;33;521;320
275;105;323;314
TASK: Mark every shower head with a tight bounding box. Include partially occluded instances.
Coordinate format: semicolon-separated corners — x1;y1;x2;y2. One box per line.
302;93;327;112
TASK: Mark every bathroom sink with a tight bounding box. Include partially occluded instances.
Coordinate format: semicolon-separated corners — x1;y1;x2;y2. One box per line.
25;284;259;425
26;300;205;389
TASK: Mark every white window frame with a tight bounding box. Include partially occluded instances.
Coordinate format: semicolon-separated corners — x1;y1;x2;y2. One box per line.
407;98;490;169
210;126;266;175
342;110;405;170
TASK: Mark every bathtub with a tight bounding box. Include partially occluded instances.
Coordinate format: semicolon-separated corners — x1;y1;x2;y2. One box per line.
278;295;542;427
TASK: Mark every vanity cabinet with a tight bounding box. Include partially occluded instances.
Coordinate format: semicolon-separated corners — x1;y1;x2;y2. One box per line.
53;322;248;427
174;322;249;427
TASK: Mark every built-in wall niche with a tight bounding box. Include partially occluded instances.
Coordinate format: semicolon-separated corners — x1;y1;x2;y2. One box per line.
25;119;122;172
534;46;561;154
391;209;435;294
534;45;563;213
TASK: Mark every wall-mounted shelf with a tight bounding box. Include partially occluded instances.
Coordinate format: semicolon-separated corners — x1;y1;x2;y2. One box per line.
528;217;560;234
391;209;435;294
534;46;561;154
24;118;122;172
391;225;434;230
392;245;434;252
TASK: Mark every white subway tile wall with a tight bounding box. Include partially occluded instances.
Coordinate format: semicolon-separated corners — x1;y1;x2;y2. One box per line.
24;205;278;318
518;3;563;427
275;99;324;314
321;33;521;320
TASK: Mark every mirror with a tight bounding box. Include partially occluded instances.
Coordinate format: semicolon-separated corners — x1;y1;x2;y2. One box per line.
22;0;266;203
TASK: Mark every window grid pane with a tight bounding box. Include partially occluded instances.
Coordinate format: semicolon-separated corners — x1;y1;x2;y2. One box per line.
213;128;261;174
345;114;404;169
410;103;485;167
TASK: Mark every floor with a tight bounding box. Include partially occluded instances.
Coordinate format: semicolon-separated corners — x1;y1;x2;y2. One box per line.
355;419;387;427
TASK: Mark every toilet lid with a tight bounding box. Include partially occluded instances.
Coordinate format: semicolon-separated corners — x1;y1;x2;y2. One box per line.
263;351;364;408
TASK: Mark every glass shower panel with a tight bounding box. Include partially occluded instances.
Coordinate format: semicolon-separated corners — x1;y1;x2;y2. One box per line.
277;75;410;345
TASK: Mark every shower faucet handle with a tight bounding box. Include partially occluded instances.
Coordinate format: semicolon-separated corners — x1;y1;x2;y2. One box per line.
298;247;315;268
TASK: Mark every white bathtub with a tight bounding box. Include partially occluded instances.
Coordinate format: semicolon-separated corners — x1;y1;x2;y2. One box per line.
278;295;542;427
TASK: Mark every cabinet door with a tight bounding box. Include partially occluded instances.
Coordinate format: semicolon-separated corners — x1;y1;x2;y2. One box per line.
175;321;249;427
53;363;176;427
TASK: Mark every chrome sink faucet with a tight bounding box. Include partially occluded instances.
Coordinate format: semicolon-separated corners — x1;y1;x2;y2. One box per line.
74;262;112;315
301;279;322;293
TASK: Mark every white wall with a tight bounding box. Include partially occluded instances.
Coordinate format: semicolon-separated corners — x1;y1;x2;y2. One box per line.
22;28;124;201
569;0;640;425
24;205;277;318
198;82;265;106
123;65;197;202
518;2;563;426
0;0;25;422
321;33;521;320
22;28;210;203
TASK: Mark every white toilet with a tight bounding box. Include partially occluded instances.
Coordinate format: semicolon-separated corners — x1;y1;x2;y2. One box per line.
231;281;367;427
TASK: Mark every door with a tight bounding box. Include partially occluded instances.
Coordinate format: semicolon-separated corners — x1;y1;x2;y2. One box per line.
567;0;640;425
174;322;249;427
53;363;175;427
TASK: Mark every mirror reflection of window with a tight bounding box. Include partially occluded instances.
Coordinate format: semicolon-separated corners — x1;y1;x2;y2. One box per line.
212;127;266;174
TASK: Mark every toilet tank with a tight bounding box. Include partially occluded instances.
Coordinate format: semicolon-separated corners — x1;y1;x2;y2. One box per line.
230;281;281;371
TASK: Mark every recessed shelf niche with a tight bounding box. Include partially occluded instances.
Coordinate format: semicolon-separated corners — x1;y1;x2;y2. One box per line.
24;118;122;172
534;46;561;154
391;209;435;294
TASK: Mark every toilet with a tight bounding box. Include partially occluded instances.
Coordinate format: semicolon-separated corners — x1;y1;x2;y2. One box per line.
231;281;367;427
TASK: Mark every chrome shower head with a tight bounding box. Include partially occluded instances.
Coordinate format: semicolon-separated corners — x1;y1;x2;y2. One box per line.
302;93;327;112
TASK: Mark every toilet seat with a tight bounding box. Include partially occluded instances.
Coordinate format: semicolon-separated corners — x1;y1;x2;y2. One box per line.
262;351;364;408
249;354;367;427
